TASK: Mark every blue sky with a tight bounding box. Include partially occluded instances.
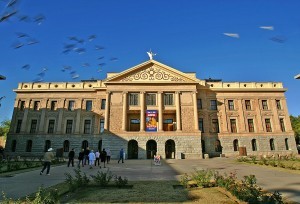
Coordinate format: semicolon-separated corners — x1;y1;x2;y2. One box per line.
0;0;299;122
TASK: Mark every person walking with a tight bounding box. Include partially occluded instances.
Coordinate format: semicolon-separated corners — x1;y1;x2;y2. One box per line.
100;148;107;168
40;148;55;175
118;148;124;163
95;149;100;167
88;150;96;169
106;148;111;164
78;149;84;168
67;148;75;167
84;147;90;165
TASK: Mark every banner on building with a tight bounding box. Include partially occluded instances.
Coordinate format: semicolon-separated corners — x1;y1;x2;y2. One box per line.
146;110;158;132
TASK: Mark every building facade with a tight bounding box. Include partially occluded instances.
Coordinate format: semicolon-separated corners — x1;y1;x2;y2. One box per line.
5;60;297;159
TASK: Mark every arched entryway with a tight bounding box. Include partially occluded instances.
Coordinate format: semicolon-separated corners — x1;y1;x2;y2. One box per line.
128;140;138;159
146;140;157;159
165;139;175;159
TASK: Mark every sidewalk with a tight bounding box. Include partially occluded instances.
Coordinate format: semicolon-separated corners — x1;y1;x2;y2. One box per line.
0;158;299;203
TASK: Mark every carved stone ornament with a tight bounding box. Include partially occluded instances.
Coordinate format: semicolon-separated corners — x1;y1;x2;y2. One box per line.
121;66;187;82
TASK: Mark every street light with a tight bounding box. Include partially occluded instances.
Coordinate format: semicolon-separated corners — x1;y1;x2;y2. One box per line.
295;74;300;79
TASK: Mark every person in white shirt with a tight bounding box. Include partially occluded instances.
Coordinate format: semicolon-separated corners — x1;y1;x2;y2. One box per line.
106;148;111;164
88;150;96;169
95;150;100;167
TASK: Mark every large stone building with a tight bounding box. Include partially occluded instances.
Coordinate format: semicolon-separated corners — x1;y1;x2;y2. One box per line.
5;59;297;159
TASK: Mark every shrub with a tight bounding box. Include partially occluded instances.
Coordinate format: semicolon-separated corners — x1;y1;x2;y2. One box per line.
114;175;128;187
25;186;59;204
180;173;190;188
91;169;113;187
251;156;257;164
65;168;90;192
191;169;214;187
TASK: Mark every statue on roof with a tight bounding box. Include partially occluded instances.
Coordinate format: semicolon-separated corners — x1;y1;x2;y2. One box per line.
147;49;156;60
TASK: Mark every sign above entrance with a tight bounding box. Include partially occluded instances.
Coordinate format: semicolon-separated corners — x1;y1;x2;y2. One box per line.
146;110;158;132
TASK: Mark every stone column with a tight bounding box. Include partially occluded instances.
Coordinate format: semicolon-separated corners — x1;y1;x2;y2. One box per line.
140;91;145;131
219;98;228;133
255;99;263;132
75;98;83;134
281;98;293;132
175;91;181;131
20;99;31;133
237;99;246;132
158;91;163;131
104;92;111;130
56;99;65;133
192;91;199;131
122;92;128;131
38;99;48;133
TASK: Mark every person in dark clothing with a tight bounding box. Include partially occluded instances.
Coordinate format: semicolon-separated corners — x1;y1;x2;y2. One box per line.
78;149;84;168
84;147;90;165
118;148;124;163
67;148;75;167
100;148;107;168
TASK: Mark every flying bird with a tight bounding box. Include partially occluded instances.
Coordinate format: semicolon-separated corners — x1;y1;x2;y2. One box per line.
18;15;30;22
16;32;29;38
82;63;90;67
110;57;118;61
12;41;24;49
95;45;105;50
27;38;39;45
22;64;30;70
97;56;104;60
6;0;18;7
270;35;286;43
0;10;17;22
223;33;239;38
259;26;274;31
88;35;96;41
34;14;45;25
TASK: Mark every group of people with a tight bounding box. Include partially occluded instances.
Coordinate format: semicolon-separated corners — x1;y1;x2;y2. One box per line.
72;148;111;169
40;147;124;175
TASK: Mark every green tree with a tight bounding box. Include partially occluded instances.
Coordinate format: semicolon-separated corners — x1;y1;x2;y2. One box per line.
0;119;11;138
290;115;300;144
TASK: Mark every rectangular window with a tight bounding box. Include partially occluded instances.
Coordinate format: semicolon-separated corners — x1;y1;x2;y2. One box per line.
66;120;73;134
262;100;268;110
245;100;251;110
68;100;75;111
146;93;156;106
86;100;92;111
50;101;57;111
129;93;139;106
228;100;234;110
265;118;272;132
280;118;285;132
276;100;282;110
100;119;104;133
48;120;55;133
210;100;217;110
198;118;204;132
30;119;37;133
212;119;219;133
16;119;22;133
164;93;174;105
230;119;237;133
33;101;40;111
84;120;91;134
101;99;106;109
19;101;25;111
197;99;202;109
248;119;254;132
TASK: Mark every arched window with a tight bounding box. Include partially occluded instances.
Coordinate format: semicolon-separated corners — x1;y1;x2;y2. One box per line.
26;140;33;152
251;139;257;151
11;140;17;152
44;140;51;152
270;139;275;151
63;140;70;152
285;138;289;150
233;139;239;151
82;140;88;150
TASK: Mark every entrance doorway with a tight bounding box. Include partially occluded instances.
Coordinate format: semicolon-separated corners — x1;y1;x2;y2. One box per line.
165;139;175;159
146;140;157;159
128;140;138;159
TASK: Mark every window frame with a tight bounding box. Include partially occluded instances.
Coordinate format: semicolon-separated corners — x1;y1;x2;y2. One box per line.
248;119;254;132
101;99;106;110
164;93;174;106
68;100;75;111
245;100;251;110
65;120;73;134
262;100;268;110
86;100;93;111
146;93;157;106
129;93;139;106
230;119;237;133
84;119;91;134
228;100;234;110
30;119;37;133
47;119;55;134
210;100;217;110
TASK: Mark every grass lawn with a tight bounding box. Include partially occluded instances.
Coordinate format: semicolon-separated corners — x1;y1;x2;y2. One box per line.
56;181;245;203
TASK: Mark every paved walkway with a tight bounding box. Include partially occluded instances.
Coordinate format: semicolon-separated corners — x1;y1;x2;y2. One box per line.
0;158;299;203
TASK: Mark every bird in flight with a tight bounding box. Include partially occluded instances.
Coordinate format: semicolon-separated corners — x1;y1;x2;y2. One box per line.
259;26;274;31
223;33;240;38
0;10;17;22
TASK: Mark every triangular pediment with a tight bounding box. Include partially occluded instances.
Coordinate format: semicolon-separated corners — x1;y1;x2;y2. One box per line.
105;60;199;83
